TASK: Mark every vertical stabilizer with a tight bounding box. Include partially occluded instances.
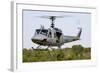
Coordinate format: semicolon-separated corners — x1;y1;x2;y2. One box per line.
77;28;82;38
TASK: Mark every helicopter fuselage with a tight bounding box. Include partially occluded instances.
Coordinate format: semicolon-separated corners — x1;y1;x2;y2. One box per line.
31;27;82;47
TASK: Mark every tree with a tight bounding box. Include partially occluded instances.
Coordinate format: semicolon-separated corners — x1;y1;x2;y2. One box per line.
72;45;84;58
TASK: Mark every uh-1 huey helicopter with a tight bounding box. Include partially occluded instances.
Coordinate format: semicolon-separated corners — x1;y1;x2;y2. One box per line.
31;16;82;50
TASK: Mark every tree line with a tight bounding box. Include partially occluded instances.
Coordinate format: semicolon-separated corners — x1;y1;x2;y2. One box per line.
23;45;91;62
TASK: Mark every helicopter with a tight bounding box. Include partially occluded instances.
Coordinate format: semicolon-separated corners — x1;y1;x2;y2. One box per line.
31;16;82;50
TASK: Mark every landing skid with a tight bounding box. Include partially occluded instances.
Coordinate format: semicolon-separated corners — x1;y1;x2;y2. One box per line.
31;45;63;59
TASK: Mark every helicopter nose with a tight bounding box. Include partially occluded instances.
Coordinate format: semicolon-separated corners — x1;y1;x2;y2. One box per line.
31;34;47;43
31;37;39;42
31;36;42;43
31;38;34;42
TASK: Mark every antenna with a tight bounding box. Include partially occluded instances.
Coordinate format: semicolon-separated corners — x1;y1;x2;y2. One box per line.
40;25;44;29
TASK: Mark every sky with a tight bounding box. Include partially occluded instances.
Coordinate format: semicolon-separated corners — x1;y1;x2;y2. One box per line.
23;10;91;49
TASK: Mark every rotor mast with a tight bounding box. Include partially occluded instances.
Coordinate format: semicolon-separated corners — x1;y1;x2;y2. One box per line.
49;16;56;28
41;16;63;28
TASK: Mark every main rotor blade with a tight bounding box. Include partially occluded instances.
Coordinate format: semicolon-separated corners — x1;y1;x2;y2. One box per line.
39;15;74;19
40;16;64;19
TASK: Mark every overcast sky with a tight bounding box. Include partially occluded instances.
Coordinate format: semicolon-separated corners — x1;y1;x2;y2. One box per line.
23;10;91;49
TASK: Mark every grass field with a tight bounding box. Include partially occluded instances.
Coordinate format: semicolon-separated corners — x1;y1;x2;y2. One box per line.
23;45;91;62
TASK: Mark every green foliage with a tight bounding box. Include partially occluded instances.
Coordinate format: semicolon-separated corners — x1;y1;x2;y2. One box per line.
23;45;91;62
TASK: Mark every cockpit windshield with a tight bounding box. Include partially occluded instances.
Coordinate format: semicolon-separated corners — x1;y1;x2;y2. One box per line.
35;29;48;35
36;29;41;34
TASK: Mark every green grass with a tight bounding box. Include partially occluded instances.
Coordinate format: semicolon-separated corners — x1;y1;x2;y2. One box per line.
23;45;91;62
